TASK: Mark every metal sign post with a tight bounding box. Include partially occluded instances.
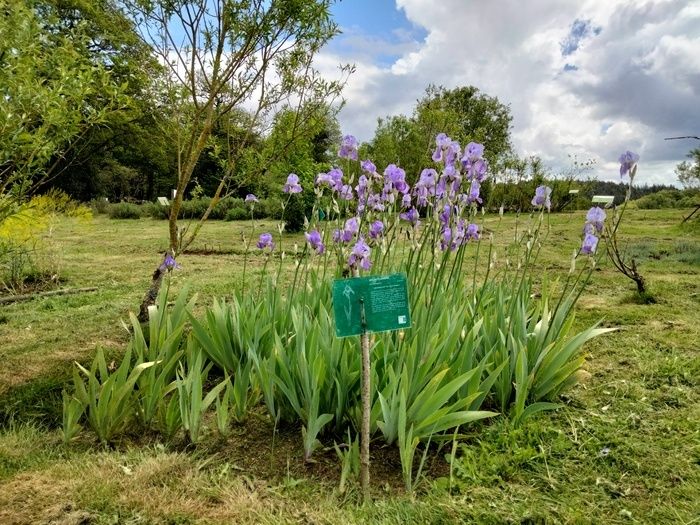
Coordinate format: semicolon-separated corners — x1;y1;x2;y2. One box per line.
331;273;411;502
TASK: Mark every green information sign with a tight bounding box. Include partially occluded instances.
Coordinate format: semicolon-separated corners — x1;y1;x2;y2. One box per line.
332;273;411;338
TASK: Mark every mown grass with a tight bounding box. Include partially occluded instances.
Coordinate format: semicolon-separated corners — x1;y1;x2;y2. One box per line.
0;209;699;524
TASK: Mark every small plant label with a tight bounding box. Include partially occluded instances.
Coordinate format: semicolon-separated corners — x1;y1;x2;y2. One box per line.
332;273;411;337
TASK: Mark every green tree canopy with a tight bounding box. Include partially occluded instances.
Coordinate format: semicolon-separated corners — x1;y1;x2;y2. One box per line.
365;85;513;183
0;0;133;218
676;148;700;189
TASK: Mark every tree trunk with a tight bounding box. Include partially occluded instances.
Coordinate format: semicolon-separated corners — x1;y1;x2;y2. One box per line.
631;259;646;295
138;265;165;323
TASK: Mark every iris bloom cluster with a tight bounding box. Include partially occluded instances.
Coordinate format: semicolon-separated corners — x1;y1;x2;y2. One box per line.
256;132;487;273
578;150;637;256
581;207;605;255
312;133;486;271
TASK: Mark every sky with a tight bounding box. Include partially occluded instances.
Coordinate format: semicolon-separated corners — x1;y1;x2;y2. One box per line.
317;0;700;185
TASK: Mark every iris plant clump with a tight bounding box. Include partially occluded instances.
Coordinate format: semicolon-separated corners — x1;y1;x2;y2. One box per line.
66;131;634;494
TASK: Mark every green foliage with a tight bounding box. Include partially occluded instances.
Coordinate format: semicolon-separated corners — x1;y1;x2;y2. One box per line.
107;202;144;219
0;0;131;211
188;296;271;375
264;304;357;461
675;147;700;189
632;188;700;209
131;285;193;427
225;207;250;221
61;390;85;445
89;198;111;215
472;281;615;423
70;347;156;445
0;190;89;293
334;430;360;493
175;341;228;444
367;85;513;181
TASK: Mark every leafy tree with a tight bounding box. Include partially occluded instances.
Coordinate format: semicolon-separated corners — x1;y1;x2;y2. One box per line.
27;1;178;202
416;85;513;169
676;148;700;189
260;104;341;231
366;85;513;183
0;0;131;221
128;0;347;319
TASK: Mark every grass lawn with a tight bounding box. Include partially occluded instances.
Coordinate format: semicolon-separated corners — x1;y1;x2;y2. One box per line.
0;209;698;524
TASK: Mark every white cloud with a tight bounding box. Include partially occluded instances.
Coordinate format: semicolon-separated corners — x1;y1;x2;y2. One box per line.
321;0;700;186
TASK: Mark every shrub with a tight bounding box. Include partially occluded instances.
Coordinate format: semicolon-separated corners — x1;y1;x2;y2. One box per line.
260;196;283;220
89;198;110;215
107;202;144;219
0;190;85;292
225;207;249;221
282;192;313;233
633;188;700;209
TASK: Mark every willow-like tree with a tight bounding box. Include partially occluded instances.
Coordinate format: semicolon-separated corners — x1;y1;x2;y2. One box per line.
0;0;130;222
676;147;700;189
128;0;348;318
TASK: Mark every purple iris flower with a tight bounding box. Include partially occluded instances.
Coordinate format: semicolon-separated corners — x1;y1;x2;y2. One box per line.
257;233;274;250
444;141;461;168
384;164;409;194
469;158;488;182
367;193;385;211
328;168;344;191
316;171;332;187
466;142;484;159
345;217;359;235
369;220;384;240
381;187;396;204
361;159;377;175
432;133;461;166
159;253;181;272
414;185;430;207
436;175;448;199
418;168;437;188
586;206;606;233
339;184;354;201
348;238;372;271
305;230;325;254
439;227;451;251
466;223;479;240
318;168;344;191
334;217;359;244
432;133;449;162
468;179;482;204
357;174;369;191
619;151;639;178
401;193;412;208
532;185;552;210
338;135;359;160
355;175;369;201
439;204;451;226
245;194;258;204
400;206;420;226
283;173;302;194
581;233;598;255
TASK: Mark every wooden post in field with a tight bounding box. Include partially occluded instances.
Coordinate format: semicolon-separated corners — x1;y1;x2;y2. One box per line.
359;297;371;502
331;272;411;504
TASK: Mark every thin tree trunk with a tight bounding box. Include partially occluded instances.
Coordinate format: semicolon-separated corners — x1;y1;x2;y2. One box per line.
138;265;165;323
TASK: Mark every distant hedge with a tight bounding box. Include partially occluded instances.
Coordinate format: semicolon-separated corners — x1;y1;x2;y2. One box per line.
99;196;287;222
631;189;700;209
